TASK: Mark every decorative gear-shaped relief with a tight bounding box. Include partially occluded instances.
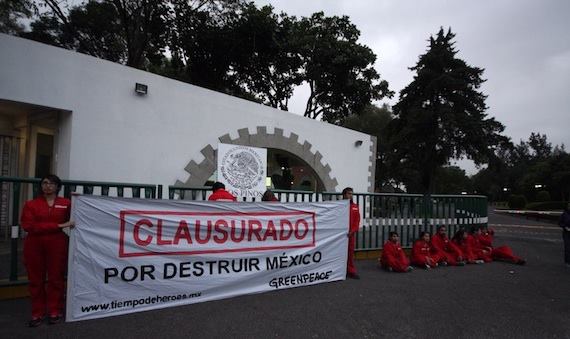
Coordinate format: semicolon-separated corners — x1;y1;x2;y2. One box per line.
175;127;342;192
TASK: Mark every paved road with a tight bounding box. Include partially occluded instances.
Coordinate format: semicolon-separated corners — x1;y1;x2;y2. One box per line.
1;208;568;338
489;208;562;243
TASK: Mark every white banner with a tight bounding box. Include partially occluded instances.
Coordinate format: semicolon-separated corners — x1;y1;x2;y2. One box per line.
66;195;349;322
217;143;267;199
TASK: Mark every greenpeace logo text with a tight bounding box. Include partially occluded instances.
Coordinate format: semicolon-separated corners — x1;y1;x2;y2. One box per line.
119;211;316;257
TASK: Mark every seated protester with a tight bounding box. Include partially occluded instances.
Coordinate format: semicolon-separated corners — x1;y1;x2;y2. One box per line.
475;226;526;265
208;182;237;202
431;226;466;266
380;232;413;272
411;232;445;269
451;228;485;264
467;227;492;263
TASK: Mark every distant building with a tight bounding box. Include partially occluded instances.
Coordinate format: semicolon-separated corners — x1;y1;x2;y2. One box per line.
0;34;376;195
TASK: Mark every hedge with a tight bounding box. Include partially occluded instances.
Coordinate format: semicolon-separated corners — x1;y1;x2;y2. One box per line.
525;201;567;211
508;194;527;209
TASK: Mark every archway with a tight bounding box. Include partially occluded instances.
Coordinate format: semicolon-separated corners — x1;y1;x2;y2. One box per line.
175;127;338;192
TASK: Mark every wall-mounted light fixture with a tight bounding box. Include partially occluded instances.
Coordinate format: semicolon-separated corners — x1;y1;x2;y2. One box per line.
135;83;148;95
354;140;363;147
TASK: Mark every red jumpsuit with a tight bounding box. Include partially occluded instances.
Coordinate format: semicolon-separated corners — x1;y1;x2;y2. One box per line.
208;189;237;202
475;230;522;263
467;235;492;262
431;233;463;266
21;196;71;319
381;241;410;272
452;237;481;263
347;201;360;276
411;239;445;267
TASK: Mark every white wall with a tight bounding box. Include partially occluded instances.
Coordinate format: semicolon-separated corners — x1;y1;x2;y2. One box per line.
0;34;375;193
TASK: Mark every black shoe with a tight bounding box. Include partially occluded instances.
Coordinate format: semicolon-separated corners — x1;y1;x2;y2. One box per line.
28;317;43;327
516;259;526;266
48;315;63;325
347;273;360;279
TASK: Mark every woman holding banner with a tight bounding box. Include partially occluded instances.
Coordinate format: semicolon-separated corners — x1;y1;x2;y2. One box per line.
21;174;74;327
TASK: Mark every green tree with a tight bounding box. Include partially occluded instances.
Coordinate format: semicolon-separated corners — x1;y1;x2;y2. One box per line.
170;4;241;93
391;28;507;193
473;132;570;202
229;4;302;110
0;0;36;34
527;132;552;161
432;166;472;194
24;0;177;69
296;12;392;123
171;3;299;104
24;1;127;63
18;2;391;117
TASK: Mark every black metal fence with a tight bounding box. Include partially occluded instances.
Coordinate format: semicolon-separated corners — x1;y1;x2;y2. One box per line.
168;186;488;249
1;178;487;283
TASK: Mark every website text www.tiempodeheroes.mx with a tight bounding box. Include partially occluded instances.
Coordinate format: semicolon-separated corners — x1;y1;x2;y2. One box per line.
80;292;202;313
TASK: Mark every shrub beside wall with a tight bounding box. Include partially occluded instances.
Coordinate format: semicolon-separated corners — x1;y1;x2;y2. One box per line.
535;190;551;202
508;194;527;209
525;201;567;211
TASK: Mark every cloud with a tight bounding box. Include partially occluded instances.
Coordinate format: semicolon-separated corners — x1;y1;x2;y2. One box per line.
255;0;570;153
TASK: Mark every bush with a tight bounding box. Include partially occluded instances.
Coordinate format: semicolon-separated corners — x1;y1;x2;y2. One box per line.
508;194;527;209
525;201;567;211
535;190;551;202
492;201;509;209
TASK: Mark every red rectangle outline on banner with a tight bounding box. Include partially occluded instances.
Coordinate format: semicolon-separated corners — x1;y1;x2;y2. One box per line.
119;211;317;257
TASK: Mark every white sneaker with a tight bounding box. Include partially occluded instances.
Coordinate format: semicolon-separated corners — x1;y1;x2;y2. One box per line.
475;260;485;264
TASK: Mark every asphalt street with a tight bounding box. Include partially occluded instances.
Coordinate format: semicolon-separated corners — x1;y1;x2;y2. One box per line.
1;208;568;339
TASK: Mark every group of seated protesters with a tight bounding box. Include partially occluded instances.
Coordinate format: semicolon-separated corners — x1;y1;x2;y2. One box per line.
379;225;526;273
208;183;527;274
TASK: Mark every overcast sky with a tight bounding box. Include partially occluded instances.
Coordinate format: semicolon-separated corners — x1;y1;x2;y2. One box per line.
256;0;570;174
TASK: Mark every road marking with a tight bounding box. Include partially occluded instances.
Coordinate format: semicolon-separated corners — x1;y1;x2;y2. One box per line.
494;230;559;235
489;223;560;230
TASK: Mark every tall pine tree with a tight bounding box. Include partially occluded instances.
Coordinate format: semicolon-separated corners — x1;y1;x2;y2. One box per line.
391;28;507;193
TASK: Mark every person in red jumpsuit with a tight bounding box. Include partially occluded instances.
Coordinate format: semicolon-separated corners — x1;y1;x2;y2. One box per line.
431;226;465;266
474;226;526;265
208;182;237;201
380;232;413;272
343;187;360;279
467;227;492;263
451;228;485;264
411;232;444;269
21;174;74;327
